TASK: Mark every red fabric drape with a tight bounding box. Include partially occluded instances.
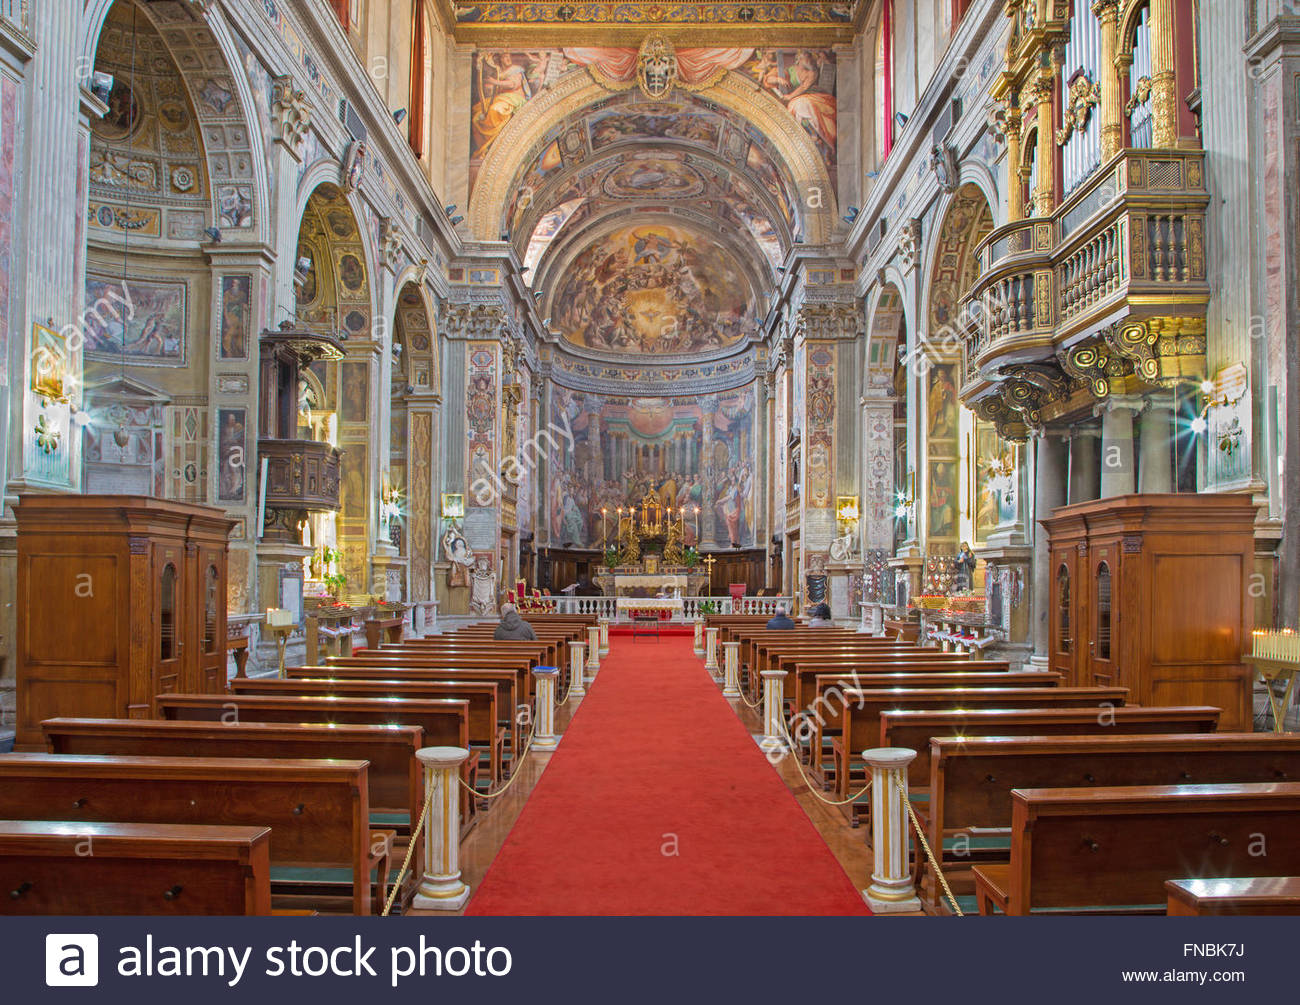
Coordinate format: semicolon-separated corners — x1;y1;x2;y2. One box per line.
882;0;894;159
409;0;426;156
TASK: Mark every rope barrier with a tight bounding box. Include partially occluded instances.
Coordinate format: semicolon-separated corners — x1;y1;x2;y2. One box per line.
734;673;763;709
381;772;434;917
777;715;873;807
892;767;964;917
459;721;537;801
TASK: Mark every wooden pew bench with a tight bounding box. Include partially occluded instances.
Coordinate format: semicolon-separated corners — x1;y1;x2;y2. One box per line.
1166;877;1300;916
972;783;1300;915
232;676;504;789
42;717;424;846
923;732;1297;911
0;753;386;915
831;686;1129;801
0;820;272;915
793;670;1059;782
295;664;524;769
156;692;474;829
882;706;1224;787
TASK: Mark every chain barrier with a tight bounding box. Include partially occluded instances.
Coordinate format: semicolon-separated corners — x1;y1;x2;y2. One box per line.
891;767;963;917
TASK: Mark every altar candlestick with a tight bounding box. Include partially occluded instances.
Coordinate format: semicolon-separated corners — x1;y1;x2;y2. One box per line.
601;507;608;546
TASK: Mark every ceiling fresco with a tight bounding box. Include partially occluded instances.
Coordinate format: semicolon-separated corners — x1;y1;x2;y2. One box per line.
467;39;839;365
549;221;759;359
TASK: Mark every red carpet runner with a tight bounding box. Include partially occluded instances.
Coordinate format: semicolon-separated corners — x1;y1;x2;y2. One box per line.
466;636;870;915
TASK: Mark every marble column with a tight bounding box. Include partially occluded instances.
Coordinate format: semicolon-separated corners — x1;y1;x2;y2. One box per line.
722;641;741;699
411;746;471;911
1030;433;1068;669
1067;426;1100;504
704;626;719;674
531;667;559;752
1138;394;1175;494
860;748;923;914
567;641;586;701
1099;400;1139;498
758;669;788;756
585;625;601;677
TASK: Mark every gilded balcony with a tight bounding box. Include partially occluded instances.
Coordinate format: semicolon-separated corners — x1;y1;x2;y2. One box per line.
959;148;1210;421
258;438;343;513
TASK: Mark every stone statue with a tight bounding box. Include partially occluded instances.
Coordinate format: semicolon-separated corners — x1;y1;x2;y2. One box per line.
829;528;857;563
470;556;498;616
442;524;475;588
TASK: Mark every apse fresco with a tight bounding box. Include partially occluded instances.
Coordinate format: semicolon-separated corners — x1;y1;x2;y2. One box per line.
549;386;757;550
552;223;757;356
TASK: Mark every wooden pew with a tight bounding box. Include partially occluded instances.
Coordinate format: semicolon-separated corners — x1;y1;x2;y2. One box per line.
231;676;503;786
0;753;385;915
972;783;1300;915
793;670;1059;781
881;706;1224;785
156;692;474;826
792;658;1014;718
831;686;1130;800
1166;877;1300;916
42;717;424;841
925;732;1299;910
326;654;535;706
0;820;272;915
292;664;524;763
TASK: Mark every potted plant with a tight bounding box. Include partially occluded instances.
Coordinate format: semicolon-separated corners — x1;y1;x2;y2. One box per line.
682;546;701;569
698;598;718;616
604;546;619;570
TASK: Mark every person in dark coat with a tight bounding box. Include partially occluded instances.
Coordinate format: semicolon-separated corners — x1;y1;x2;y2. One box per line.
494;603;537;640
808;603;834;627
766;604;795;630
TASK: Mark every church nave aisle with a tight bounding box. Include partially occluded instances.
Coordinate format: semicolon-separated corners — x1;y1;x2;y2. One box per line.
461;636;870;916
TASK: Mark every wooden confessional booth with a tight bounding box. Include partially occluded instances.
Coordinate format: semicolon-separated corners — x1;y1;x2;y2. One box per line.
14;494;235;748
1042;493;1255;731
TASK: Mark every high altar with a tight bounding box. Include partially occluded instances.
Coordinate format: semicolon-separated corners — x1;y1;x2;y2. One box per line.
592;491;709;610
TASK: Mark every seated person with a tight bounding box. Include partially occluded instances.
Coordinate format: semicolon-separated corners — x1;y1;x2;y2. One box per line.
808;602;834;627
766;604;795;630
494;602;538;641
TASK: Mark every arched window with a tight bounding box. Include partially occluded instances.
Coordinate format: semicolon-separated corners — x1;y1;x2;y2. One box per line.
1095;561;1112;660
409;0;427;156
1023;128;1039;217
1057;563;1071;653
160;563;177;661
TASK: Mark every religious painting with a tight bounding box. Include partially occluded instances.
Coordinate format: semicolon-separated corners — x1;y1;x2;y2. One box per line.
84;275;186;364
340;445;366;517
929;460;957;541
604;152;705;198
588;102;722;151
552;223;756;356
469;50;572;189
339;362;369;422
548;386;756;551
218;274;252;359
337;252;366;295
928;364;959;442
742;48;837;171
216;407;246;502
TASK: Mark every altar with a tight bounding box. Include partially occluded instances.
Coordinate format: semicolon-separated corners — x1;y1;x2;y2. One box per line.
613;574;689;595
615;596;685;620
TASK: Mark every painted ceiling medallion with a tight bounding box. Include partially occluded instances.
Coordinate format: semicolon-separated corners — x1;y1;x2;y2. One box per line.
636;33;678;100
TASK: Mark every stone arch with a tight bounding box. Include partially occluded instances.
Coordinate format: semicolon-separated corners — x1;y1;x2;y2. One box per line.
295;182;375;341
466;70;836;245
81;0;269;244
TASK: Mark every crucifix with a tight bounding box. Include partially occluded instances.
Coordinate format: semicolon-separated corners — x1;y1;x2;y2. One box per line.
702;552;717;590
